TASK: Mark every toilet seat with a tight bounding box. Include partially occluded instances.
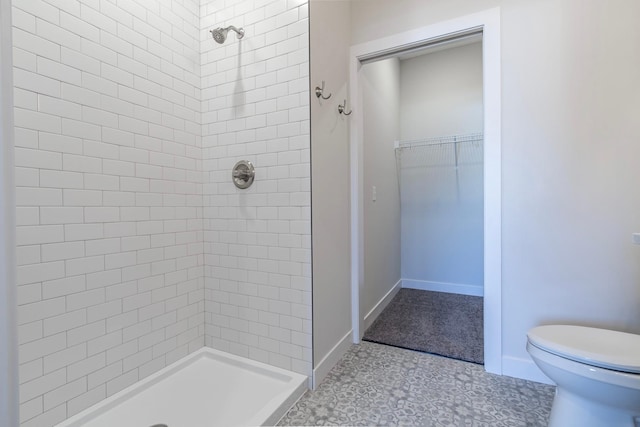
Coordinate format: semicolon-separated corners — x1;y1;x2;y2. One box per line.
527;325;640;374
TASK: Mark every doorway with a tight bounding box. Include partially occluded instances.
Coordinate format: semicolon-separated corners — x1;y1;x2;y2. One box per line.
359;40;485;363
349;10;502;374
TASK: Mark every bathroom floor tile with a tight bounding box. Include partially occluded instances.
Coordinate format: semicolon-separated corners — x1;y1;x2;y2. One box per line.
279;342;555;426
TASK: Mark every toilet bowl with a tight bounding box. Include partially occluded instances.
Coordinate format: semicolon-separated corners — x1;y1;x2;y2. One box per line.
526;325;640;427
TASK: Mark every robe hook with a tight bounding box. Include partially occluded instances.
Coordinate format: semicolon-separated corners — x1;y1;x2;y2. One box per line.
315;81;332;100
338;99;352;116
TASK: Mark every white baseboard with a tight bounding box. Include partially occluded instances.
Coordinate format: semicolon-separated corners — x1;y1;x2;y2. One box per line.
363;279;402;331
312;330;353;389
402;279;483;297
502;355;553;385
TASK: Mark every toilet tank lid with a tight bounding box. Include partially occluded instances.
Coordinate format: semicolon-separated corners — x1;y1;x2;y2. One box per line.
527;325;640;374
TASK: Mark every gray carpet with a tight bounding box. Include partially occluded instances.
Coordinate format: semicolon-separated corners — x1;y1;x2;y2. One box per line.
362;289;484;364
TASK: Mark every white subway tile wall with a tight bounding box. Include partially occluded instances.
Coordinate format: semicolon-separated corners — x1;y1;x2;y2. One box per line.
14;0;310;426
13;1;205;426
200;0;311;375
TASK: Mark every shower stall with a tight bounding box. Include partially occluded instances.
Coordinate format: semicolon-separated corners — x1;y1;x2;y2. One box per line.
8;0;312;425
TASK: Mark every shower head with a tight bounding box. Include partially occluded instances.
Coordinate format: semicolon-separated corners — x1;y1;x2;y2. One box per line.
210;26;245;44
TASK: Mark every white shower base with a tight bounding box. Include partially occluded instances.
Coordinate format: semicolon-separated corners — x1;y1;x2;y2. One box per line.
55;347;308;427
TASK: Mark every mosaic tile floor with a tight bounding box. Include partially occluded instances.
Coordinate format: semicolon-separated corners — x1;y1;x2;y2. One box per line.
279;342;555;426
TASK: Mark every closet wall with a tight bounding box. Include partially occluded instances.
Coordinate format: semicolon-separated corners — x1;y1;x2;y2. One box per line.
399;43;484;292
400;43;483;140
361;58;401;325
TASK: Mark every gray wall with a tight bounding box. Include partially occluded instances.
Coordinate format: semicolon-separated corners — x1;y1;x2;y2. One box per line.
309;0;352;373
399;43;483;140
361;58;402;321
399;43;484;289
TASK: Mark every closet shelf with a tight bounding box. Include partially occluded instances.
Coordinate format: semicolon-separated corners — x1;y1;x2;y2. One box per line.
394;132;483;150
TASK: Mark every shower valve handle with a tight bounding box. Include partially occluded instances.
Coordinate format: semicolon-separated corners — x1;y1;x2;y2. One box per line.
233;170;252;180
231;160;255;189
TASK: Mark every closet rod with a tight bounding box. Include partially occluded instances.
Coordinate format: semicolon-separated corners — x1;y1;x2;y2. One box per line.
394;132;483;150
359;28;483;65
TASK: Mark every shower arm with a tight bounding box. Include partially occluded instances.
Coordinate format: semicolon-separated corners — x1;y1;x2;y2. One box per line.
226;26;244;39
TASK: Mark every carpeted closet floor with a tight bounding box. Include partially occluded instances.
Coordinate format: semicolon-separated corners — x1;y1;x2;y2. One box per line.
362;288;484;364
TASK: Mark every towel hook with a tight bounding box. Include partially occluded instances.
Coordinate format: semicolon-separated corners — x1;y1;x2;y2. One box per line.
314;81;332;100
338;99;352;116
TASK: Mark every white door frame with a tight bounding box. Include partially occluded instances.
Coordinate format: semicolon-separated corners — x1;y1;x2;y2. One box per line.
349;8;502;375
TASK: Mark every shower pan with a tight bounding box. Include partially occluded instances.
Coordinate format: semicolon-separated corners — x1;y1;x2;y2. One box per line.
55;348;307;427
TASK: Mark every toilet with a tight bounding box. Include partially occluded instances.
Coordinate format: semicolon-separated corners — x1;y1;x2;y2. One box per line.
527;325;640;427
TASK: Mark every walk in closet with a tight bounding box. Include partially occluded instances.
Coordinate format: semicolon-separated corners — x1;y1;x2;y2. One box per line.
360;39;485;363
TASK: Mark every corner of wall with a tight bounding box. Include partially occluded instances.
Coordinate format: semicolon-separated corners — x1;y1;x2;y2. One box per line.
1;0;18;425
312;330;351;389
